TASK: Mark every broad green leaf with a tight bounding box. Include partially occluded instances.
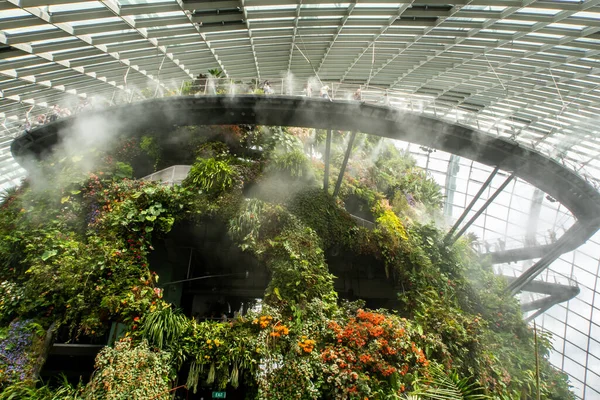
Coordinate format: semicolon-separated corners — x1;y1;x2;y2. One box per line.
41;249;58;261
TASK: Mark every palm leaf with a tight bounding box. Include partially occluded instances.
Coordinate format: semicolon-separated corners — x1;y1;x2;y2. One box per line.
415;364;490;400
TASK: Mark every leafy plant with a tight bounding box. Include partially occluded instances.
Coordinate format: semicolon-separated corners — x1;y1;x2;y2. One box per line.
268;149;309;178
140;305;188;350
84;339;172;400
413;363;489;400
140;136;161;171
184;157;237;196
208;69;224;78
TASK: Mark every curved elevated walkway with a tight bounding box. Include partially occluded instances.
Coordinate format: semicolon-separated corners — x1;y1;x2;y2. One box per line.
10;95;600;296
12;95;600;223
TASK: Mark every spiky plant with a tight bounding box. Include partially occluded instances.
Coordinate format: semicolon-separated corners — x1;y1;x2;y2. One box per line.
140;305;188;350
413;364;490;400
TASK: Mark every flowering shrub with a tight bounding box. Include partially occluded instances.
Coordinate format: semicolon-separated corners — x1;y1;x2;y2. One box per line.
298;337;316;353
0;320;41;386
84;339;172;400
321;309;431;398
184;319;261;392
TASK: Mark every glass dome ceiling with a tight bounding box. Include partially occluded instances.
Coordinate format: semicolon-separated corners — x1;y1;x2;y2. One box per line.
3;0;600;397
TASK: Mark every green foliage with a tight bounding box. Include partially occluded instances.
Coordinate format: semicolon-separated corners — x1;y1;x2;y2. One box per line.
207;68;224;78
0;187;19;207
0;125;577;400
263;222;337;307
140;136;161;171
390;168;444;211
286;188;357;250
414;363;490;399
0;377;81;400
180;81;193;95
140;305;188;351
184;157;237;196
84;339;172;400
231;200;337;308
228;198;266;249
183;319;260;392
113;162;133;179
265;127;304;154
0;282;24;323
267;149;309;178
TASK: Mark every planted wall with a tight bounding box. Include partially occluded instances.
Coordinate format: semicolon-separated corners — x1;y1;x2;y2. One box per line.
0;124;574;399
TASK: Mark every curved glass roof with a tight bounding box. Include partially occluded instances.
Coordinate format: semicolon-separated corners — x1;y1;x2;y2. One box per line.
3;0;600;397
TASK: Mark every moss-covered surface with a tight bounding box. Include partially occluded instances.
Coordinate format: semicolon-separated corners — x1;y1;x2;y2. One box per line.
0;125;574;399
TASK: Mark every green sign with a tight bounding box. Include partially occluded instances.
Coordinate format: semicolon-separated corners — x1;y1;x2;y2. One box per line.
212;392;226;399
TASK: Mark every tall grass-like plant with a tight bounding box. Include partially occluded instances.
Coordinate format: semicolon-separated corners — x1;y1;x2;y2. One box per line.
140;306;189;350
0;375;81;400
0;187;18;207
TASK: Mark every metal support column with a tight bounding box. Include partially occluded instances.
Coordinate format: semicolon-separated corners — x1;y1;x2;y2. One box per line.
506;221;587;295
444;166;499;242
333;131;356;198
324;129;332;193
443;154;460;219
525;188;544;246
447;172;515;245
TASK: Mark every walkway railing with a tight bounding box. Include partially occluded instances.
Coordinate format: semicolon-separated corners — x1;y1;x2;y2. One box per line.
175;76;600;189
141;165;191;186
496;265;578;288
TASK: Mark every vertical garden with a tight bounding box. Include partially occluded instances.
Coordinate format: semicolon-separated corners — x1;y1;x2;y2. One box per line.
0;122;574;399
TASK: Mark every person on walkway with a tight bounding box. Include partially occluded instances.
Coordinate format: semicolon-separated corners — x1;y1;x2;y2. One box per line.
353;88;362;101
23;118;31;133
320;85;331;101
263;81;274;95
48;105;60;122
382;92;390;106
303;83;312;97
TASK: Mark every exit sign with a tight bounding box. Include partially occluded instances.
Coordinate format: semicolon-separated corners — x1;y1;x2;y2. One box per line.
212;392;226;399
